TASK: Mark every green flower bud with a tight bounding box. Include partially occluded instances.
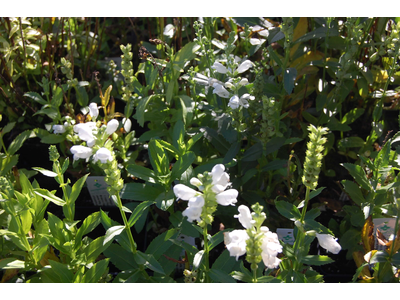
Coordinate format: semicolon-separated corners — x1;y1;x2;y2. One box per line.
302;124;329;190
49;145;60;162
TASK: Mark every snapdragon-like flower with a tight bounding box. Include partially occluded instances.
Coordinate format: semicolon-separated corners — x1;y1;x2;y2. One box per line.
89;102;99;119
212;83;230;98
53;124;66;134
315;233;341;254
234;205;254;229
70;145;93;161
106;119;119;135
228;93;255;109
73;122;96;147
212;59;253;76
226;204;282;269
224;230;249;260
122;118;132;133
173;164;238;225
93;147;113;164
260;227;283;268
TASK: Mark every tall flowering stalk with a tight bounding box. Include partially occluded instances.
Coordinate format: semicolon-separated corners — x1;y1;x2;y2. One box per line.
173;164;238;282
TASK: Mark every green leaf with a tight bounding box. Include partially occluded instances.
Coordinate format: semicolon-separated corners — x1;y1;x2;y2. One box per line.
341;108;365;125
209;268;236;283
257;276;282;283
0;258;25;269
133;251;165;275
209;230;225;251
103;243;138;271
155;190;175;211
104;225;125;245
120;183;164;201
126;164;157;183
81;259;110;283
341;163;372;191
301;255;334;266
211;249;239;274
48;260;74;283
265;137;286;156
32;167;57;177
135;95;154;127
51;86;63;108
69;174;89;204
309;187;325;200
261;159;287;172
83;236;113;264
40;133;66;144
267;45;284;70
145;228;176;258
74;211;102;248
24;92;47;105
231;271;253;283
284;67;297;95
242;142;263;161
275;200;302;221
34;188;66;206
341;180;366;205
1;122;16;136
75;85;88;107
148;139;170;176
338;136;365;148
0;154;19;176
8;130;31;156
127;201;153;228
170;152;195;183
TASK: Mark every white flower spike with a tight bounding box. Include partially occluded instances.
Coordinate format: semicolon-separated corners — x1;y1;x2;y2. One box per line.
93;147;113;164
70;145;93;161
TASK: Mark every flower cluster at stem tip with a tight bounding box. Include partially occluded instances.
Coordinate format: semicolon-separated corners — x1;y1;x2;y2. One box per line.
64;102;125;195
173;164;238;228
224;204;283;269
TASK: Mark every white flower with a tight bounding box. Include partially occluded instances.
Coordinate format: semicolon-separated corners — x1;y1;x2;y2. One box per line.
173;184;199;200
211;61;229;74
182;205;203;222
225;229;249;260
73;122;97;146
93;147;113;164
189;177;204;191
236;60;253;74
70;145;93;161
193;73;223;94
212;83;230;98
260;227;283;268
215;189;238;206
315;233;341;254
234;205;254;229
53;124;66;134
163;24;175;38
210;164;230;193
122;118;132;133
106;119;119;135
228;93;255;109
89;102;99;119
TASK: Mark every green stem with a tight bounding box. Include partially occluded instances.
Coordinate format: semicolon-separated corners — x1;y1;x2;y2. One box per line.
202;225;210;283
292;186;311;271
115;192;137;254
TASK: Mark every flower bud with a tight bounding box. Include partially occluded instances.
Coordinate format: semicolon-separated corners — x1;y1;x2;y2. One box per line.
106;119;119;135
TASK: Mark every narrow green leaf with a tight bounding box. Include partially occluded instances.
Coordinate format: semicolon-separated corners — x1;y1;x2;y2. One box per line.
0;258;25;269
32;167;57;177
48;260;74;282
24;92;47;105
341;180;366;205
8;130;31;156
341;163;372;191
69;174;89;204
128;201;153;228
81;259;110;283
75;211;102;248
283;67;297;95
133;251;165;275
34;188;66;206
275;200;302;221
301;255;334;266
126;164;157;183
209;269;236;283
103;225;125;245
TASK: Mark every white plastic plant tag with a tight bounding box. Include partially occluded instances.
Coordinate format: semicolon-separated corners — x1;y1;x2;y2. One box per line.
86;176;115;206
373;218;398;251
277;228;295;245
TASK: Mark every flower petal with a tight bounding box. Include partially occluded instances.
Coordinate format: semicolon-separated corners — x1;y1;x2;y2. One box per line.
173;184;198;200
215;189;238;206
